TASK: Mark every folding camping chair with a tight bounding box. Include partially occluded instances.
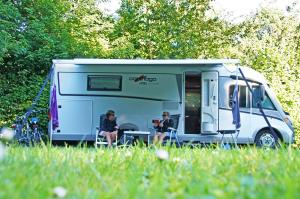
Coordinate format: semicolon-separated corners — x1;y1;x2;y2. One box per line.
163;114;181;147
218;129;240;148
95;114;118;148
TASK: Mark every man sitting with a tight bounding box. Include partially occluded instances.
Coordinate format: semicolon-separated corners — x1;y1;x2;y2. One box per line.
153;111;174;145
100;110;118;147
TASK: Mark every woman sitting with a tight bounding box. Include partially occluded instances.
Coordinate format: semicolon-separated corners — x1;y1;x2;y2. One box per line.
153;111;174;145
100;110;118;147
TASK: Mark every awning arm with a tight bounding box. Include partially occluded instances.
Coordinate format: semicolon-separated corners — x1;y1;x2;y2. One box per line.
238;67;277;139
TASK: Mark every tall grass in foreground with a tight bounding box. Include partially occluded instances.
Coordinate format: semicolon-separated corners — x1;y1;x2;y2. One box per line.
0;145;299;199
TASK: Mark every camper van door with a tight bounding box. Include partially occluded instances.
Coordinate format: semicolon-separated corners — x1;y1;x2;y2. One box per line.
201;71;219;134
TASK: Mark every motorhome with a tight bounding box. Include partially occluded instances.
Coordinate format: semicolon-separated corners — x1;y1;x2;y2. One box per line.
49;59;294;147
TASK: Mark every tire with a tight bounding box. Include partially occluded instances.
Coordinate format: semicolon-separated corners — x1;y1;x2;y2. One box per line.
34;131;42;143
32;129;43;145
255;129;279;148
18;136;30;147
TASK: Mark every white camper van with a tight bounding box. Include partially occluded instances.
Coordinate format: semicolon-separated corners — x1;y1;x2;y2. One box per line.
49;59;294;147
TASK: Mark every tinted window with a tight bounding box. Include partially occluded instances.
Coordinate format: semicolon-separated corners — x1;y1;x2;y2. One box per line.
252;86;276;110
87;75;122;91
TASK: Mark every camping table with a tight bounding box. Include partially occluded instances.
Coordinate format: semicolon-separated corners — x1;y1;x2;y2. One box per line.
123;131;150;145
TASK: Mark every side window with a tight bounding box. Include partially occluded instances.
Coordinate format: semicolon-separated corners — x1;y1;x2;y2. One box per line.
252;86;276;110
87;75;122;91
229;85;249;108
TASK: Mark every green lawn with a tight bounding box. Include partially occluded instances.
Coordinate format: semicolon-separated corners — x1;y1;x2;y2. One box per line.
0;146;299;199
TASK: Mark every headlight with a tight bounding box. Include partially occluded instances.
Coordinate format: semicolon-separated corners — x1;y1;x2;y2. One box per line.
284;117;290;125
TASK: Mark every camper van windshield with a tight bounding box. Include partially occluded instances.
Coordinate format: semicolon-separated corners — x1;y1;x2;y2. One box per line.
252;86;276;110
87;75;122;91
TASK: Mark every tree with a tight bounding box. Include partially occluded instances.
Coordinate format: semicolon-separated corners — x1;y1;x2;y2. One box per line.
110;0;236;59
0;0;113;126
226;8;300;143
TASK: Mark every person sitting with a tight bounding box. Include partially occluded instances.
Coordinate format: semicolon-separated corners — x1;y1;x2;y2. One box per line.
100;110;118;147
153;111;174;145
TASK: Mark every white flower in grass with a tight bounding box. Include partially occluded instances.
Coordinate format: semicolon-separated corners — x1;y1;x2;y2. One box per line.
0;143;6;160
172;157;181;163
156;149;169;161
172;157;188;166
125;151;132;158
0;128;14;141
53;186;67;198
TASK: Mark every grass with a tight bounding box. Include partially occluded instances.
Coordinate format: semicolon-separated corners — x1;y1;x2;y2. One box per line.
0;145;300;199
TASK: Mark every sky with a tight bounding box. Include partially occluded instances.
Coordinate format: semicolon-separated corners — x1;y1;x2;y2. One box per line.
212;0;299;22
99;0;300;23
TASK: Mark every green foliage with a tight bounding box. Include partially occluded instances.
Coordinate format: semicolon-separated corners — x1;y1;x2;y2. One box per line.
110;0;236;58
0;70;50;127
1;146;300;198
226;9;300;143
0;0;299;144
0;0;113;127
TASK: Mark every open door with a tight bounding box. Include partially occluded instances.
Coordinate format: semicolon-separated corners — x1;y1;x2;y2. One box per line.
184;73;201;134
201;72;218;134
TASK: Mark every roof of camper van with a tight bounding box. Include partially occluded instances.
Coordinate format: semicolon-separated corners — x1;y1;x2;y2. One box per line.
52;59;239;65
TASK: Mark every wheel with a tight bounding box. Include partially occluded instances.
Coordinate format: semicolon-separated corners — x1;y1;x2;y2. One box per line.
31;129;43;145
33;131;42;143
18;136;30;147
255;129;279;148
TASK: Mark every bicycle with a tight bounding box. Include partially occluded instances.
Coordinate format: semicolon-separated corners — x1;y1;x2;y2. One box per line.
12;109;45;146
30;117;42;145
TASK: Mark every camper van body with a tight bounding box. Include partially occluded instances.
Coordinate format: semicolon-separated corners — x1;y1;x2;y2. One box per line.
49;59;294;144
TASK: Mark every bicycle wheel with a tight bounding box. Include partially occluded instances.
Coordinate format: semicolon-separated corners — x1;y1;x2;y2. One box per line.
32;129;42;145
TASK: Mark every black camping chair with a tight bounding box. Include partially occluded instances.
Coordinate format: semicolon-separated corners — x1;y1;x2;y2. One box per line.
95;114;118;148
163;114;181;147
218;129;240;148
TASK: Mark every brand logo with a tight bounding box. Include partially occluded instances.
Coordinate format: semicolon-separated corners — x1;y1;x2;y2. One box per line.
129;75;157;83
129;75;158;85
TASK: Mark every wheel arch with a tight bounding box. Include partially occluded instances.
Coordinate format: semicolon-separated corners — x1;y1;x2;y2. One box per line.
254;127;283;142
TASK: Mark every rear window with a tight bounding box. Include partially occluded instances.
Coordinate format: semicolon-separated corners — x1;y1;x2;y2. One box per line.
87;75;122;91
